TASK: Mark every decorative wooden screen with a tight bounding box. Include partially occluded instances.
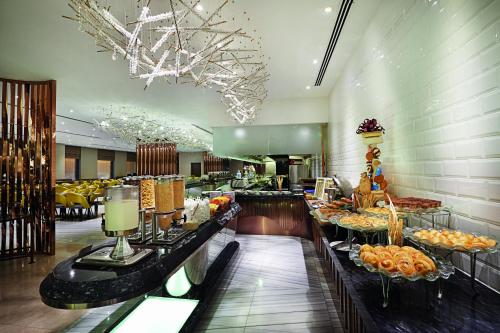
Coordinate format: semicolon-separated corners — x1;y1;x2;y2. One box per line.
0;78;56;259
136;143;177;176
203;152;229;173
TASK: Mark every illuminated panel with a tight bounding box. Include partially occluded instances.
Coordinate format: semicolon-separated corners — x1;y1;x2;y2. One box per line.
111;297;198;333
165;266;192;297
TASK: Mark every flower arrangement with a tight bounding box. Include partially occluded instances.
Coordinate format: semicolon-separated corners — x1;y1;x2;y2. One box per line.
356;118;385;134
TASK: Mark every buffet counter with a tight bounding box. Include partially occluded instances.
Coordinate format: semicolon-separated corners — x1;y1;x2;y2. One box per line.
235;192;310;238
40;203;241;310
308;203;500;333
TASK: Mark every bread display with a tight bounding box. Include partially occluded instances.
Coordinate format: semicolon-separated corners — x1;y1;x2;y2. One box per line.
390;197;441;210
359;244;436;277
364;207;391;215
412;229;497;251
338;214;387;230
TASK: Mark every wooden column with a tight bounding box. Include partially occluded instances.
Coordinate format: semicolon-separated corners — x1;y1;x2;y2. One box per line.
136;143;177;176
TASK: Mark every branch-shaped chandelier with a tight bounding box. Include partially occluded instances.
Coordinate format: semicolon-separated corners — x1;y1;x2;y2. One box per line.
97;106;213;151
66;0;269;124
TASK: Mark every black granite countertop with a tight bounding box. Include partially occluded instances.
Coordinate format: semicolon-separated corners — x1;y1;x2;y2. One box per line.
332;248;500;332
39;203;241;309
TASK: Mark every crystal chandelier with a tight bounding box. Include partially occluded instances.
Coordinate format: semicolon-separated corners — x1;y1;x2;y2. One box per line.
66;0;269;124
97;106;213;151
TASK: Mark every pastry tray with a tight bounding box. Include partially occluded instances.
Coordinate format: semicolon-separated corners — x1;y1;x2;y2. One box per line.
403;227;500;254
349;244;454;281
336;217;388;233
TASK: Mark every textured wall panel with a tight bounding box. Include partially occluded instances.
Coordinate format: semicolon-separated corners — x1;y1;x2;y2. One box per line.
0;78;56;259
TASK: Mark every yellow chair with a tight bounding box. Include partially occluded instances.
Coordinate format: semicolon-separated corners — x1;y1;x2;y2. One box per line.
55;193;67;219
56;185;68;194
65;192;93;220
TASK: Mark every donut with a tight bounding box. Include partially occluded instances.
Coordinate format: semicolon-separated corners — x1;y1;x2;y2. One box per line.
366;152;374;161
372;147;381;158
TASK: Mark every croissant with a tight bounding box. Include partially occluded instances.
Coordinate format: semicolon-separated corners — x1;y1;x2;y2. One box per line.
360;244;374;253
379;258;397;273
396;258;416;276
393;251;412;262
386;245;401;255
360;251;379;267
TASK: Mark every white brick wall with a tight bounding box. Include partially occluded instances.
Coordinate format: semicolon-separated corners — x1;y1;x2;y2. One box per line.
327;0;500;290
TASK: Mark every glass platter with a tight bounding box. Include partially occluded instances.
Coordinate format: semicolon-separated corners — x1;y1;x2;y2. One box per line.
403;227;499;254
357;207;408;219
336;216;388;233
349;244;455;307
394;206;451;215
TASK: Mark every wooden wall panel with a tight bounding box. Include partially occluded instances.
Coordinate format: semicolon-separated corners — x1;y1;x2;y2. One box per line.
0;78;56;260
203;152;228;173
136;143;176;176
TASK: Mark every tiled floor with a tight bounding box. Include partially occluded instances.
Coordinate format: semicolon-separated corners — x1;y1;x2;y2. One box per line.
0;213;107;333
1;213;343;333
195;235;343;333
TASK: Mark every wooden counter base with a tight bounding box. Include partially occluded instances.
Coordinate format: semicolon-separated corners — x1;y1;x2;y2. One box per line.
235;194;311;239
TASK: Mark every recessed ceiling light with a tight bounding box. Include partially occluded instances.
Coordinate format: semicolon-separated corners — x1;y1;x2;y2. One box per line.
61;121;65;125
324;7;332;13
70;109;74;113
305;85;311;90
313;59;318;64
195;4;203;12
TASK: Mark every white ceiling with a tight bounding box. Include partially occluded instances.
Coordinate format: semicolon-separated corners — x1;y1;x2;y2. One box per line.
0;0;380;152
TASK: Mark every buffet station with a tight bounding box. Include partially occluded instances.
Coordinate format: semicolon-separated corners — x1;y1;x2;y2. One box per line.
40;176;241;332
305;119;500;333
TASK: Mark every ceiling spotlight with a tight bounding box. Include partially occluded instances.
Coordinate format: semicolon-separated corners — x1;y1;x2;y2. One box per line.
305;85;311;90
195;4;203;12
324;7;332;13
313;59;318;64
70;109;74;113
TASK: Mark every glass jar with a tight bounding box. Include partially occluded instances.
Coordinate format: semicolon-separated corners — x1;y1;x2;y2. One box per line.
140;177;155;209
155;176;175;230
104;185;139;232
173;175;185;220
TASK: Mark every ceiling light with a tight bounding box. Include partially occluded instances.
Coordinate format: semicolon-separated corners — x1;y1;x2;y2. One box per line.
61;121;65;125
305;86;311;90
195;4;203;12
313;59;318;64
324;7;332;13
70;109;74;113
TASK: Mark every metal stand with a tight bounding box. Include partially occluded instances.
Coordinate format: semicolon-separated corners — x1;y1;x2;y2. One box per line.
152;210;191;245
104;227;138;260
380;274;391;308
470;252;478;293
128;208;154;244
